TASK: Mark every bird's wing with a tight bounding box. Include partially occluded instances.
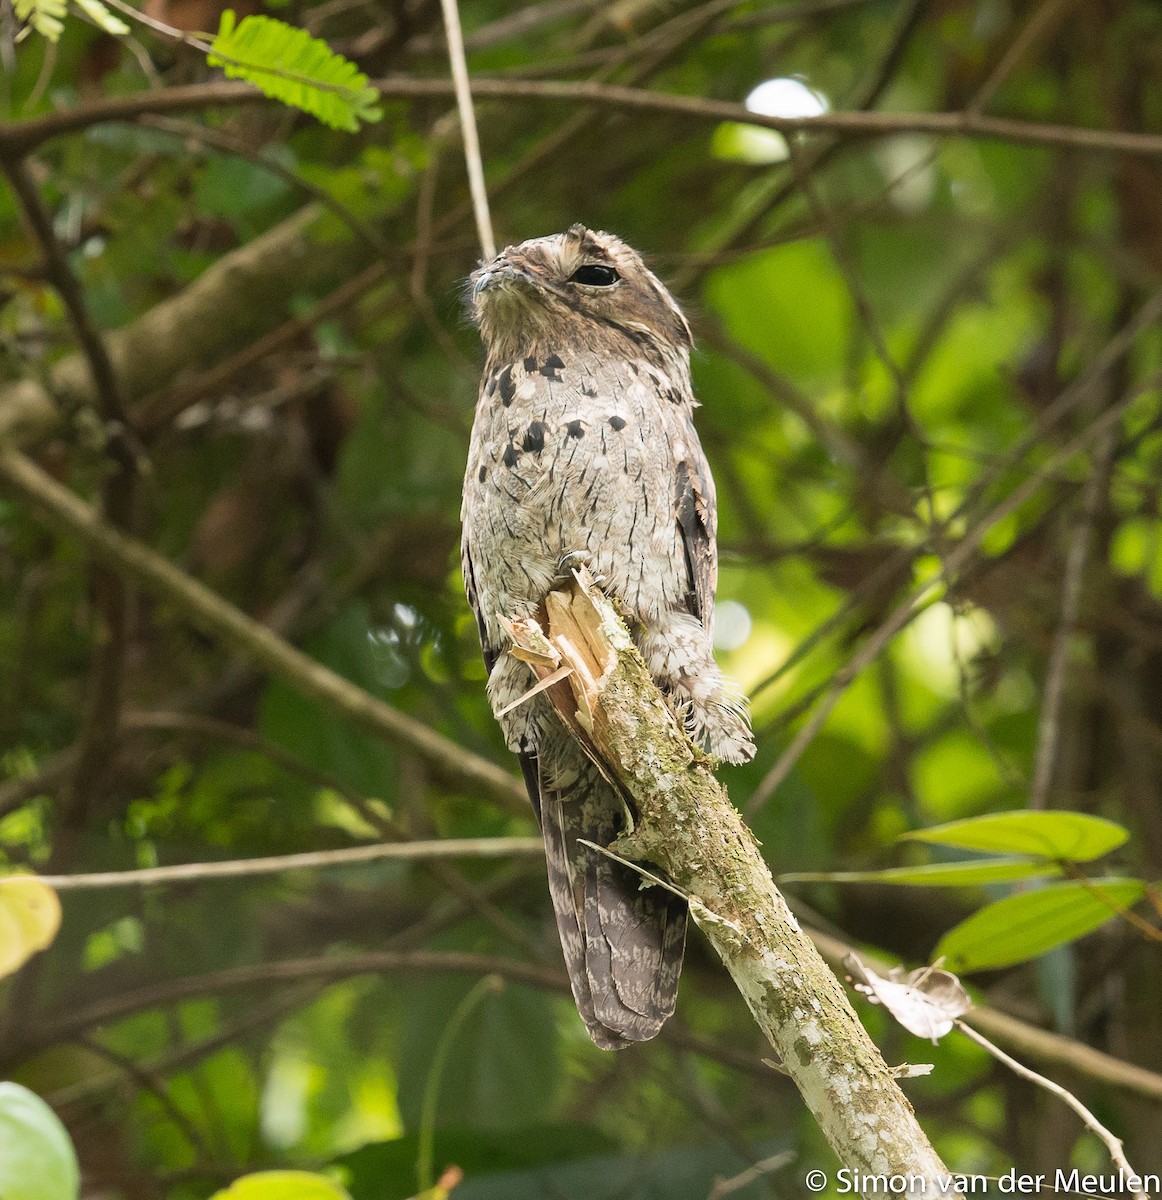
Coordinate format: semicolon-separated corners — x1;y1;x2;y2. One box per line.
673;416;719;634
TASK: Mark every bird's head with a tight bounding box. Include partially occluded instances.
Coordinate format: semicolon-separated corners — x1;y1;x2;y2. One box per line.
468;225;692;364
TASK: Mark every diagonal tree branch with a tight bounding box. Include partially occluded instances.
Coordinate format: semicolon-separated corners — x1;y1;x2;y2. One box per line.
0;447;527;814
506;572;961;1188
0;203;370;449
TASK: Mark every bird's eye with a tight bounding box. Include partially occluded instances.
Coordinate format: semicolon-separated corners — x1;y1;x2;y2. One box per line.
569;264;620;287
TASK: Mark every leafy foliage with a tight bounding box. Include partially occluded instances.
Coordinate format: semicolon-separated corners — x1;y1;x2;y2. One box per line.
4;0;1162;1192
903;811;1132;862
208;12;383;133
14;0;126;42
0;1083;79;1200
935;879;1149;973
0;877;61;978
12;0;66;42
209;1172;352;1200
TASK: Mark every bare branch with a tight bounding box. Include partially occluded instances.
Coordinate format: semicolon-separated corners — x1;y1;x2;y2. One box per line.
7;78;1162;161
437;0;495;259
0;448;528;814
956;1021;1150;1200
33;837;544;890
807;931;1162;1106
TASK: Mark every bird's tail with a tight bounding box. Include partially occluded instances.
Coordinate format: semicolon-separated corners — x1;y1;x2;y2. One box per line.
523;743;687;1050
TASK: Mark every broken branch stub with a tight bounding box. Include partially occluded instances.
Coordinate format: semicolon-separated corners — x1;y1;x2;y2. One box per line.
505;569;960;1190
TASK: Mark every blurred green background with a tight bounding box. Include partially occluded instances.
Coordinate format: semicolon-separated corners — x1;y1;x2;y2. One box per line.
2;0;1162;1195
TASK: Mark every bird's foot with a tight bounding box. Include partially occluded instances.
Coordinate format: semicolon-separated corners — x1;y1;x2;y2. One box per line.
556;550;605;588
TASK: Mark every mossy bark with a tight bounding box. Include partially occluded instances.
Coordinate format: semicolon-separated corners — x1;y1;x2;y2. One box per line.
510;572;960;1192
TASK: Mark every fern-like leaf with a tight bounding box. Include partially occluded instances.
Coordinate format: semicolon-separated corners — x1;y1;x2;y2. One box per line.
14;0;66;42
207;11;383;132
73;0;129;35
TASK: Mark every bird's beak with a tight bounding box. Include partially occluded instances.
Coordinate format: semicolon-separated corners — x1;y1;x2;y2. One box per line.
472;267;504;300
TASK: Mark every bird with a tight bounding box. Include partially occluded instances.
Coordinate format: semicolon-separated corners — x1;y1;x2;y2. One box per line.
460;225;754;1049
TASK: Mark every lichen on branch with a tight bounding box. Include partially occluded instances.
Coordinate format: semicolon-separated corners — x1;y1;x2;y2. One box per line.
506;569;962;1191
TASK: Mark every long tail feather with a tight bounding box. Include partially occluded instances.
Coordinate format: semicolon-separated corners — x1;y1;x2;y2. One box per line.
528;744;687;1049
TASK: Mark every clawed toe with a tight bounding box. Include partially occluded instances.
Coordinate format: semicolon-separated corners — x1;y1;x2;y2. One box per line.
557;550;603;585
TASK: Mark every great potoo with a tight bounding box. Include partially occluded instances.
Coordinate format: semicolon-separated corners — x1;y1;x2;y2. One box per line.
461;225;754;1049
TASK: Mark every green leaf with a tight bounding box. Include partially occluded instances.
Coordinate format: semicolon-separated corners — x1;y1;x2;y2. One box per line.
207;11;383;132
338;1130;786;1200
0;1082;79;1200
338;1125;618;1200
935;878;1146;972
397;971;559;1133
779;858;1062;887
210;1171;351;1200
13;0;65;41
902;811;1129;862
72;0;128;34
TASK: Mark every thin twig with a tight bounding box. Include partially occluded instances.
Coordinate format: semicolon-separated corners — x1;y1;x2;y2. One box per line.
968;0;1079;114
1029;425;1117;809
10;79;1162;161
74;1034;221;1167
437;0;495;260
1;156;138;833
707;1151;795;1200
0;447;527;814
747;361;1162;811
31;837;544;890
138;116;396;262
956;1021;1150;1200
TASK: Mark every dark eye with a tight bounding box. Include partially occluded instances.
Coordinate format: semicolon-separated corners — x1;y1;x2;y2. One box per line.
569;264;620;287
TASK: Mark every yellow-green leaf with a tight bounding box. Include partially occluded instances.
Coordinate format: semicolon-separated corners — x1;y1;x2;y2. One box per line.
210;1170;352;1200
0;1082;79;1200
935;878;1146;972
902;811;1128;862
0;877;61;978
13;0;66;41
72;0;129;35
208;12;382;132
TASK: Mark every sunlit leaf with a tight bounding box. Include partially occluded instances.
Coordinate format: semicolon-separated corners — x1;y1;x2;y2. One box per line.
0;876;61;978
208;11;383;132
72;0;128;34
0;1083;79;1200
935;878;1146;972
13;0;65;40
903;812;1129;862
210;1170;352;1200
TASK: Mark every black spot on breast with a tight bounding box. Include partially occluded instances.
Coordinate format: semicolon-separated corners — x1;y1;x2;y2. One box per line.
540;354;565;380
665;387;684;406
566;420;585;439
498;366;516;406
523;355;537;372
580;380;597;397
608;415;626;431
503;443;520;468
478;465;487;482
522;421;546;453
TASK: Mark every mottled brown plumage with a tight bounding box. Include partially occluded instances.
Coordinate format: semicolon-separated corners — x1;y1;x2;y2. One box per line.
461;225;754;1049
